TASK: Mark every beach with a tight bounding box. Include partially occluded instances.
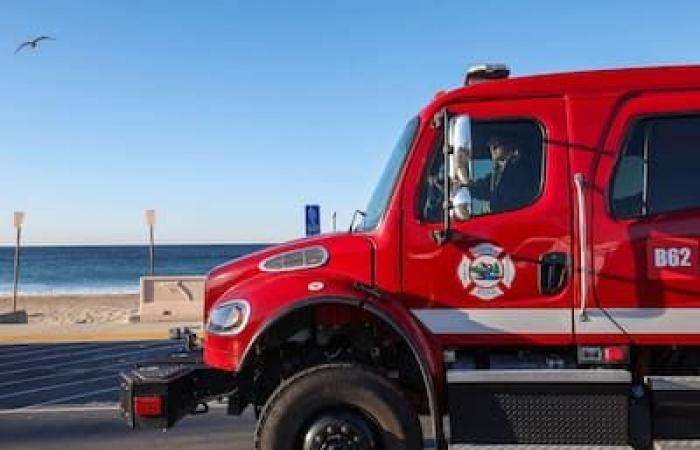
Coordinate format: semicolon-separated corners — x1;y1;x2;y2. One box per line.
0;244;265;327
0;294;139;325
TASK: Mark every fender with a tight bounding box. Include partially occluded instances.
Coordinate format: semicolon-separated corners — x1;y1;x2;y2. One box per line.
204;271;446;449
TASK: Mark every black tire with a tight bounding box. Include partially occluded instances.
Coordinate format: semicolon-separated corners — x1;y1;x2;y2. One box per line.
254;363;423;450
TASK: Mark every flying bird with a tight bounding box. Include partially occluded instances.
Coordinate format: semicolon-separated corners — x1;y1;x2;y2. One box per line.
15;36;55;54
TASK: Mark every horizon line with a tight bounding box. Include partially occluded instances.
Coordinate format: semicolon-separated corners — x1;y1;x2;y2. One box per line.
0;241;277;247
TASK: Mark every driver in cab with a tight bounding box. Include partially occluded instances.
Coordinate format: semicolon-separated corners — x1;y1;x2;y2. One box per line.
468;135;530;213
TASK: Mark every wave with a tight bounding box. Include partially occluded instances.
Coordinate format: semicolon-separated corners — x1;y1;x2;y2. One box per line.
0;243;268;297
0;285;141;296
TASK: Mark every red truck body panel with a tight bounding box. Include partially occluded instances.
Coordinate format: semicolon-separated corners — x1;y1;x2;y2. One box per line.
204;65;700;373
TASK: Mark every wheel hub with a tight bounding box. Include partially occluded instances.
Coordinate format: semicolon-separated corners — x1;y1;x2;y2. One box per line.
302;412;377;450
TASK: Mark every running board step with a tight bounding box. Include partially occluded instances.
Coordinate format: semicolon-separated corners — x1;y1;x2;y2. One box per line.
646;377;700;441
448;446;634;449
646;376;700;391
655;442;700;450
447;445;700;449
447;370;631;446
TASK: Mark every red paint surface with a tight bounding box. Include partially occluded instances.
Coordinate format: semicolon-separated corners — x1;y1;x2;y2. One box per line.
202;65;700;382
647;236;699;280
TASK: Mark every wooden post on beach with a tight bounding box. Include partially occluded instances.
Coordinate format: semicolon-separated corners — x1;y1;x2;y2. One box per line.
12;211;24;313
145;209;156;275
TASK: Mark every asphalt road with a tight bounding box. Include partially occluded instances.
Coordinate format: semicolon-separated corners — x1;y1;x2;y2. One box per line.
0;340;185;409
0;406;256;450
0;341;435;449
0;340;260;450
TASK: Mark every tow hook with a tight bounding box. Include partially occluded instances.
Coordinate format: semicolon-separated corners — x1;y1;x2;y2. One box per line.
169;327;201;351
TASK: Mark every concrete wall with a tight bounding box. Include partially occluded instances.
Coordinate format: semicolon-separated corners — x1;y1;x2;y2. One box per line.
139;275;205;323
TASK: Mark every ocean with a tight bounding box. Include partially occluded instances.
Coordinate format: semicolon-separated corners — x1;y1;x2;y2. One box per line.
0;244;269;295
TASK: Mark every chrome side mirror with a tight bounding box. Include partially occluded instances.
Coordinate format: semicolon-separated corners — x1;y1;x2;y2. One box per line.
448;115;473;185
448;115;474;221
452;186;472;221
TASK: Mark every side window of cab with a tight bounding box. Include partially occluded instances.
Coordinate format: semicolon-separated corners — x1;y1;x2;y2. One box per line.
419;120;544;221
611;115;700;218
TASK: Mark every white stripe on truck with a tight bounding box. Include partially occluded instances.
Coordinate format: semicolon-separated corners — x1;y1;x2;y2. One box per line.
411;307;700;335
411;308;571;334
576;308;700;335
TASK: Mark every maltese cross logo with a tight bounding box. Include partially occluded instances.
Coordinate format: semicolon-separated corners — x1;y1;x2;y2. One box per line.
457;243;516;301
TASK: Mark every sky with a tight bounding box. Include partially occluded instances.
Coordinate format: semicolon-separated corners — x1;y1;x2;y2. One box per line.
1;0;699;245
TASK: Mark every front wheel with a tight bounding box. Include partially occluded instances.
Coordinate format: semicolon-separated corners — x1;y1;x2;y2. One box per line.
254;363;423;450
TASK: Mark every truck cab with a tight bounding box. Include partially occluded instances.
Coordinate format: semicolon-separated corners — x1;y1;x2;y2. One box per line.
121;65;700;450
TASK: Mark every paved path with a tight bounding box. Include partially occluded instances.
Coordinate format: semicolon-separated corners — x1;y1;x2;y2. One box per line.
0;322;200;344
0;341;437;449
0;340;257;449
0;340;185;409
0;406;256;450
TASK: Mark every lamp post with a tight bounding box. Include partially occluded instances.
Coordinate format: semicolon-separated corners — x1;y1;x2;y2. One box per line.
145;209;156;275
331;211;337;232
12;211;24;312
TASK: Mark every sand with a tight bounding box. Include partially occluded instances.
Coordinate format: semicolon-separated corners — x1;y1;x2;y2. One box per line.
0;294;139;326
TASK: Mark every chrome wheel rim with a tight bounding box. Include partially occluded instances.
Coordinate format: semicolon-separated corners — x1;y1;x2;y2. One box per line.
302;411;377;450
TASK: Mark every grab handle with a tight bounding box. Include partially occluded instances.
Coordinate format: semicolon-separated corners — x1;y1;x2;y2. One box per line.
574;173;590;322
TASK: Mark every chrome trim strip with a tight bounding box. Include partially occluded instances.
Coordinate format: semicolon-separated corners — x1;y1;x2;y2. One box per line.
654;441;700;450
577;308;700;334
411;308;572;335
205;299;251;336
646;376;700;391
447;369;631;384
574;173;589;321
258;245;329;272
448;445;634;449
413;307;700;335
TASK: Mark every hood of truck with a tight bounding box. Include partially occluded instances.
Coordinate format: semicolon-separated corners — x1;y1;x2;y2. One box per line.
204;233;374;316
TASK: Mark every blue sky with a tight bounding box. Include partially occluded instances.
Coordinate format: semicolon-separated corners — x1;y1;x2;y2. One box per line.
1;1;698;244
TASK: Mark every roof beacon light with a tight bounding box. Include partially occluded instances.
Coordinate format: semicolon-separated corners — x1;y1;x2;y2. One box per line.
465;64;510;86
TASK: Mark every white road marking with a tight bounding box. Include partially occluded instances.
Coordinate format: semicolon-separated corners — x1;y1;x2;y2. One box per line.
0;360;121;388
0;405;119;415
0;341;196;412
0;373;118;400
0;401;228;415
0;341;175;367
0;342;108;359
18;386;119;409
0;345;181;389
0;362;123;389
0;343;180;377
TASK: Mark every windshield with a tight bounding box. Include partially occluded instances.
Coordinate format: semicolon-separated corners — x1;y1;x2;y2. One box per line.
357;116;420;231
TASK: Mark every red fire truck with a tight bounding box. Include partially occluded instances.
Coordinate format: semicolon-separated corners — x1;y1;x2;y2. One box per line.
121;65;700;450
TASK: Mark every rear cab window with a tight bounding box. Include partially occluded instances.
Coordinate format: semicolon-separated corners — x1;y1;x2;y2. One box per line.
611;115;700;218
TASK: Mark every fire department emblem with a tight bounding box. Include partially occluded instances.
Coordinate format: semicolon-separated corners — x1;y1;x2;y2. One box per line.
457;243;516;301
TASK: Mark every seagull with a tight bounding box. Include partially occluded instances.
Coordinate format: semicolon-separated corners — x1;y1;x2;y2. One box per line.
15;36;55;54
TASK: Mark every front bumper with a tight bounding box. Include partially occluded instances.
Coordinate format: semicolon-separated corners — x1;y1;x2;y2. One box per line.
119;354;238;429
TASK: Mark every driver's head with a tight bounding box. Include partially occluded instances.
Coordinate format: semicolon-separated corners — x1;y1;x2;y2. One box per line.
487;135;519;165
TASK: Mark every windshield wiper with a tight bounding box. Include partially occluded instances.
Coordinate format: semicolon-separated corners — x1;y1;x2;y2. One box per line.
348;210;367;233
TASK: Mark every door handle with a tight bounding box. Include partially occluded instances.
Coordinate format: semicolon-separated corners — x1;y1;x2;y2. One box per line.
539;252;569;295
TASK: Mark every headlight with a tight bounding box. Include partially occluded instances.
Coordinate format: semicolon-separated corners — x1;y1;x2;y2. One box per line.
206;300;251;335
258;246;329;272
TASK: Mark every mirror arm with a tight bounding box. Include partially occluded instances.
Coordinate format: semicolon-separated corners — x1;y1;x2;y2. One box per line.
432;108;452;246
432;228;453;246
